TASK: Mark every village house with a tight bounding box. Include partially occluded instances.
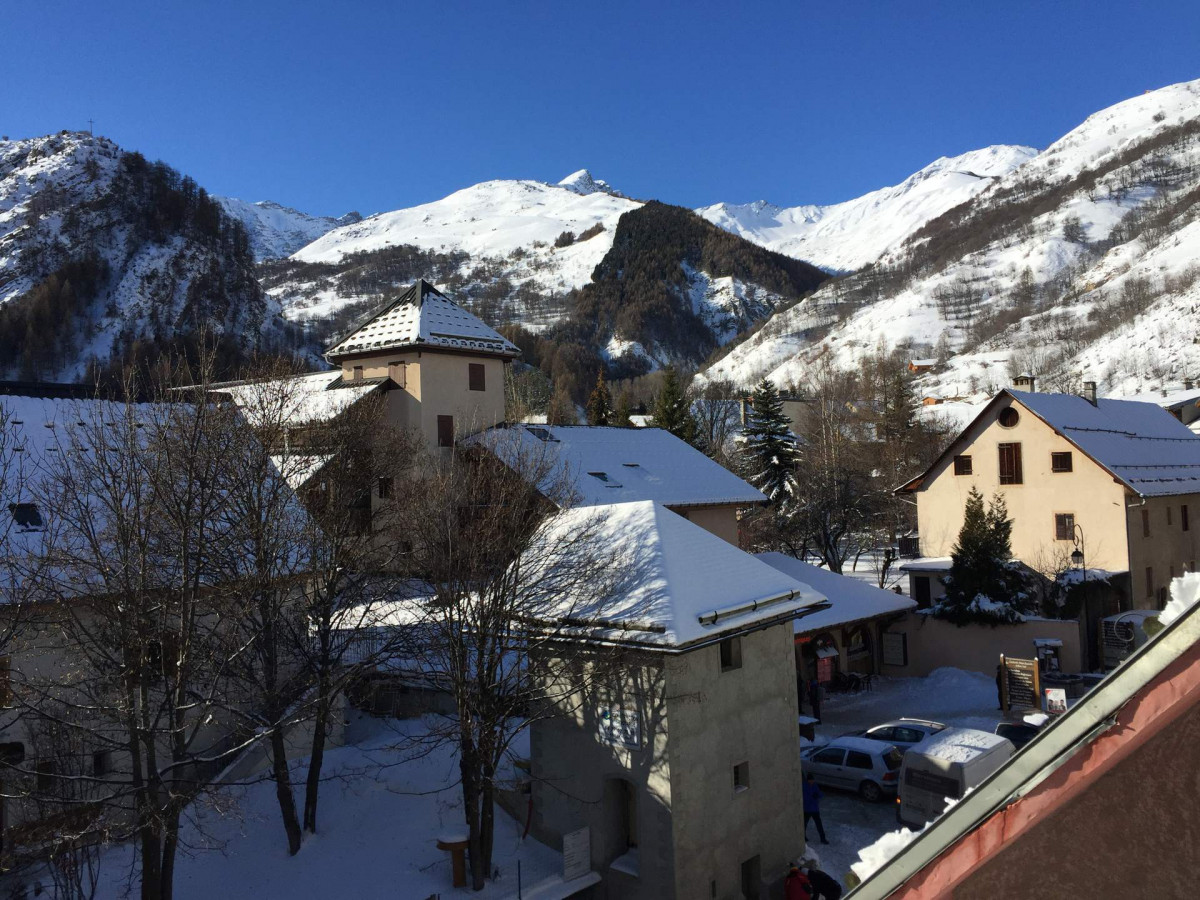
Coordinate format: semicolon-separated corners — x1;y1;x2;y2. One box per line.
898;383;1200;668
523;499;829;900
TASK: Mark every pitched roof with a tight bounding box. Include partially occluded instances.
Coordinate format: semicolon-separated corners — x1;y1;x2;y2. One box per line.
900;388;1200;498
1012;389;1200;497
755;553;917;632
325;280;520;361
217;370;385;428
471;423;767;508
522;500;827;649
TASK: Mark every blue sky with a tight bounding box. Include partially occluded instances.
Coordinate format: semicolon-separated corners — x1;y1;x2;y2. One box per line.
4;1;1198;217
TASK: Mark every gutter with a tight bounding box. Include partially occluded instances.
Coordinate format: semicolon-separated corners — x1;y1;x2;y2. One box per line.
847;598;1200;899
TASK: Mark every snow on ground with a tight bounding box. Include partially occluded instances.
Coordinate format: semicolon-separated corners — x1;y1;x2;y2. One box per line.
81;714;564;900
801;668;1003;884
697;145;1036;272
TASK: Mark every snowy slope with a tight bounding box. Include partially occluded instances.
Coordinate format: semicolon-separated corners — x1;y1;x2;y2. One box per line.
293;172;641;292
0;132;282;379
216;197;361;259
697;145;1037;271
700;78;1200;401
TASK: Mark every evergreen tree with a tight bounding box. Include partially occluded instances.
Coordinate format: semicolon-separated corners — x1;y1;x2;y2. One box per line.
935;488;1031;625
614;389;634;427
739;378;800;512
586;371;613;426
651;366;696;443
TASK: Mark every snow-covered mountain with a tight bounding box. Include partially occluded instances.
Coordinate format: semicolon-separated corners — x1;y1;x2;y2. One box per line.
0;132;282;379
699;78;1200;405
696;145;1037;272
215;197;361;259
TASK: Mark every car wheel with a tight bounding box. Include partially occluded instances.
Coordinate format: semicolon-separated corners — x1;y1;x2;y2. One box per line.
859;780;883;802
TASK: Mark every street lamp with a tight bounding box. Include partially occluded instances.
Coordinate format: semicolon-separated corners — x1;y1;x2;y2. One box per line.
1070;524;1085;572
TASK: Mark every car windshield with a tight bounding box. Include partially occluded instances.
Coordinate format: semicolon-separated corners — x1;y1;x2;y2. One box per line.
882;748;904;771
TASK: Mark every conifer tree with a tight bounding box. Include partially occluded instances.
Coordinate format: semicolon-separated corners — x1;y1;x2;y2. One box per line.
613;390;634;428
586;371;613;426
739;378;799;512
651;366;696;443
935;488;1031;625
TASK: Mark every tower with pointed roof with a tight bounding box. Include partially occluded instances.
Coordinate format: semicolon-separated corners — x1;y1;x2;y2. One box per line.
325;280;520;450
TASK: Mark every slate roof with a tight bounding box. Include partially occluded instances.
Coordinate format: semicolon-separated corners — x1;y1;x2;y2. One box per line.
471;423;768;508
325;280;520;361
522;500;827;649
1012;389;1200;497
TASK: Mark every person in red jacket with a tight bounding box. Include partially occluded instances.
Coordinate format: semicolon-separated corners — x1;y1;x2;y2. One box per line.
785;863;812;900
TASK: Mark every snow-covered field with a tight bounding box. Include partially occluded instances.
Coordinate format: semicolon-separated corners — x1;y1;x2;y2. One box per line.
69;714;564;900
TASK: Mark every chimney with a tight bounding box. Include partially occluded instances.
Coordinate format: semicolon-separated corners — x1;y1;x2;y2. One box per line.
1082;381;1097;406
1012;374;1036;392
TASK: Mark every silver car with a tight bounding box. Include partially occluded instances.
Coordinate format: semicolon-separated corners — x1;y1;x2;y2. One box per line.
801;736;903;802
845;718;947;748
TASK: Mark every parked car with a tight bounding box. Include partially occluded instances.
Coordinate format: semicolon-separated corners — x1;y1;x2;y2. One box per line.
844;718;948;748
995;714;1049;750
801;736;904;801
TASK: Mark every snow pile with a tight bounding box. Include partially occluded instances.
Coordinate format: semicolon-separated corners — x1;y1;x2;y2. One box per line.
697;145;1036;272
849;795;961;884
1160;571;1200;627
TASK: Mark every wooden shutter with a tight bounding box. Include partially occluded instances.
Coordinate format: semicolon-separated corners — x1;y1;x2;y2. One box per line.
998;443;1022;484
469;363;485;392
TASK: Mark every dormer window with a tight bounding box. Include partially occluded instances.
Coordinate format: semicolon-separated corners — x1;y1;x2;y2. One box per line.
9;503;43;531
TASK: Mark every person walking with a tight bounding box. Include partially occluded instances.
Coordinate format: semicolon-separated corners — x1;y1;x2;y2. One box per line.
785;863;812;900
808;677;822;722
801;864;843;900
802;773;829;844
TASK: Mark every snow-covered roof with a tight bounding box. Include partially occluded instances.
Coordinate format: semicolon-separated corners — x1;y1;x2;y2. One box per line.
523;501;827;649
270;453;333;490
1011;389;1200;497
217;370;383;428
899;557;954;573
910;358;938;367
471;424;767;508
325;280;519;361
754;554;917;632
1117;386;1200;412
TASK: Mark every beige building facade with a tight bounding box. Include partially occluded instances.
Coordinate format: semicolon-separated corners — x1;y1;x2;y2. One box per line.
901;388;1200;611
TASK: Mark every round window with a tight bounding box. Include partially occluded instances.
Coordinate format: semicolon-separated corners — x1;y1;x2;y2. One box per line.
998;407;1020;428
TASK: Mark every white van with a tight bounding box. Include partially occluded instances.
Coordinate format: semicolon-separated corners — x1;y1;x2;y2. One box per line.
897;728;1015;828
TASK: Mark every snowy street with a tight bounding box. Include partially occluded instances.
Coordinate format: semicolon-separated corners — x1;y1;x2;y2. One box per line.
799;668;1004;881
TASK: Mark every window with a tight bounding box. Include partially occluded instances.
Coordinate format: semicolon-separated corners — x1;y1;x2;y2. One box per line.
893;727;924;744
1146;566;1154;599
93;750;112;776
998;443;1023;484
377;477;393;499
866;726;894;742
1142;508;1151;538
437;415;454;448
1055;513;1075;541
719;636;742;672
846;751;874;770
733;761;750;792
740;856;762;900
9;502;43;530
953;455;972;476
1051;452;1073;473
1184;505;1190;532
352;365;363;382
812;747;845;766
998;407;1020;428
468;363;485;392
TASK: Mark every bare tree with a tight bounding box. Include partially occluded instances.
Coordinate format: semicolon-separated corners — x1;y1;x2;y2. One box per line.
394;434;634;890
689;378;742;464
